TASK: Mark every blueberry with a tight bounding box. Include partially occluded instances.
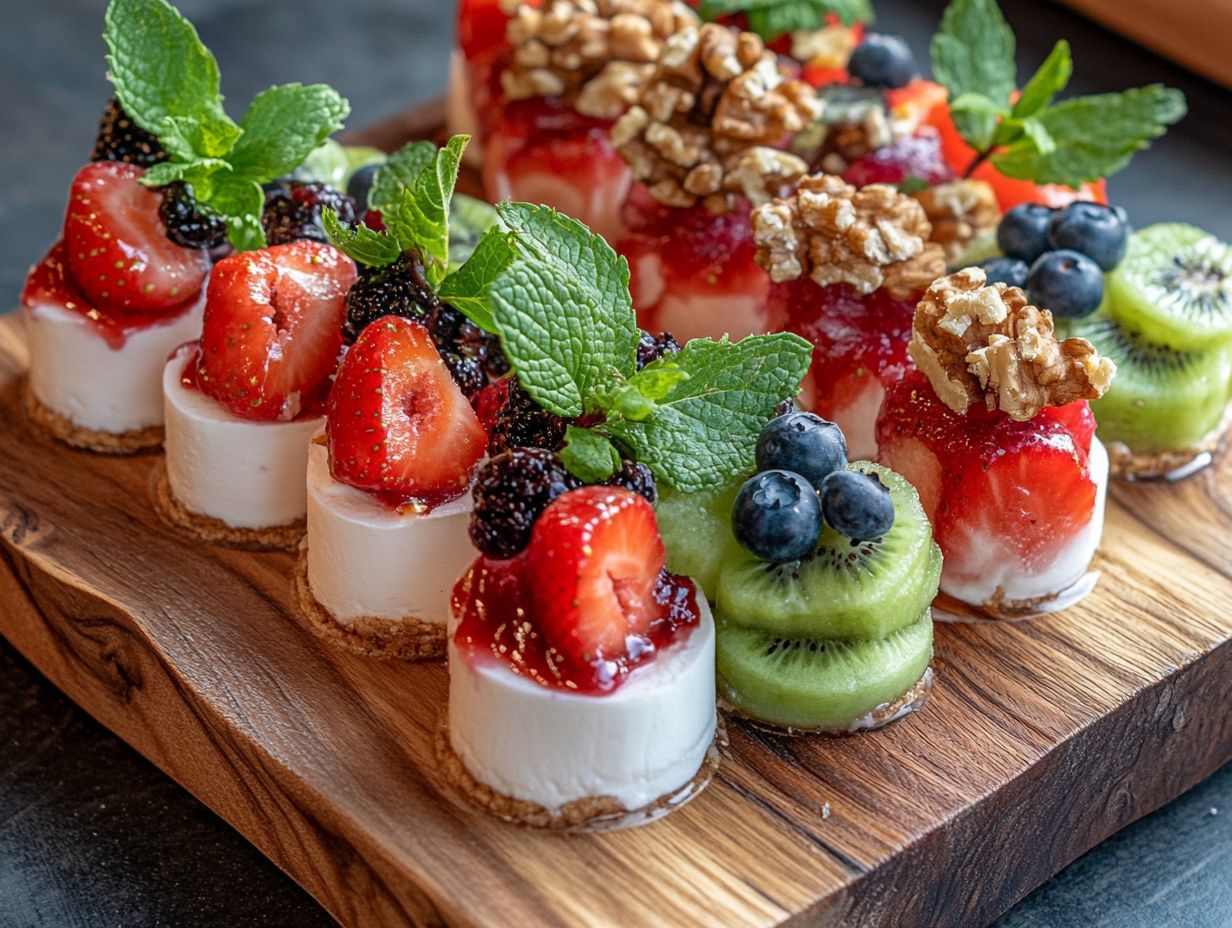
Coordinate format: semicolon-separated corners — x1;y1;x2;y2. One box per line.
820;470;895;542
975;257;1030;290
996;203;1056;263
346;163;381;211
732;471;823;564
1047;202;1130;271
1027;249;1104;319
756;411;848;490
847;33;916;90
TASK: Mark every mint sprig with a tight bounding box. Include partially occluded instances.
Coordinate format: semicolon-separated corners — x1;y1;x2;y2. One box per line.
929;0;1185;186
698;0;874;39
449;205;811;491
103;0;350;249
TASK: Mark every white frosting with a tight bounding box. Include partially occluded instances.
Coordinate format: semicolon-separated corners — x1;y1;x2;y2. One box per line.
449;597;717;813
941;437;1110;606
305;440;475;624
162;349;321;529
446;48;485;167
25;297;203;433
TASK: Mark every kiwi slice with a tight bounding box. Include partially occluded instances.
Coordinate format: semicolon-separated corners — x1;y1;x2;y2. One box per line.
1060;312;1232;453
657;482;742;601
449;194;500;271
715;463;941;641
1105;223;1232;351
717;608;933;732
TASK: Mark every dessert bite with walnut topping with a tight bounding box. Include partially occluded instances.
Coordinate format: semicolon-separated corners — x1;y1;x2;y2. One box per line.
750;174;946;459
876;266;1117;618
610;22;822;340
450;0;698;238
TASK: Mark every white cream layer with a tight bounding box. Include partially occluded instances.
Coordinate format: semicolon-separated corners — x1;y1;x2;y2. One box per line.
305;440;475;624
25;297;203;433
942;437;1110;606
449;597;717;814
162;348;321;529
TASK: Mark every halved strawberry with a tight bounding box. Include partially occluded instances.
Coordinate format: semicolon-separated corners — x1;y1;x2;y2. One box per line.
483;100;632;241
526;486;666;685
327;315;488;508
198;241;356;421
63;161;209;314
877;370;1097;588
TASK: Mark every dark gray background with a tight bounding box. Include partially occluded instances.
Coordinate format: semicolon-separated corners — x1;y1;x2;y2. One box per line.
1;1;1229;926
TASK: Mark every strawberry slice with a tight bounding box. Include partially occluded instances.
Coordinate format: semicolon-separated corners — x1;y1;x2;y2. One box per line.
63;161;209;313
526;486;666;685
198;241;356;421
327;315;488;508
482;100;632;241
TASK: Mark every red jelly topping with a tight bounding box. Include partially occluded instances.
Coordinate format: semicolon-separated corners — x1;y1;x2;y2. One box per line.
453;554;702;695
21;241;198;350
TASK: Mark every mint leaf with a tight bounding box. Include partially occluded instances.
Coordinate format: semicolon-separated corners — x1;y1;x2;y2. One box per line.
139;157;226;188
1012;40;1072;118
561;426;621;483
207;173;266;251
627;362;691;402
438;226;518;334
604;333;811;491
993;85;1187;187
370;141;437;214
931;0;1016;149
228;84;349;182
103;0;231;138
449;194;501;271
158;112;241;162
486;203;639;417
699;0;873;37
322;209;402;267
382;135;468;286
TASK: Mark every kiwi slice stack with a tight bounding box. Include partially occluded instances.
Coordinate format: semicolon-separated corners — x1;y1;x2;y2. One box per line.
663;463;940;733
1063;223;1232;473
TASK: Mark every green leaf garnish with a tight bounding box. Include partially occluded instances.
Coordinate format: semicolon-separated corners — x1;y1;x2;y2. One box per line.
321;208;403;267
437;226;518;333
929;0;1186;187
227;83;349;182
380;135;468;286
369;141;438;214
698;0;873;40
561;426;622;483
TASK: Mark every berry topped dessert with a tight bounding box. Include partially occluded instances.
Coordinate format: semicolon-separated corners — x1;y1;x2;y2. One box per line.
611;22;821;341
877;266;1117;617
22;0;350;453
436;202;811;826
750;173;947;459
451;0;698;239
658;410;940;732
298;139;498;660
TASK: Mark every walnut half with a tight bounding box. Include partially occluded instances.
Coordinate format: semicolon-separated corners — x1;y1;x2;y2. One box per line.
909;267;1117;421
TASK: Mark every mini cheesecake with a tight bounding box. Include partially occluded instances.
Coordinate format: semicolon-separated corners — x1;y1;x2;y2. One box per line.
154;240;355;549
297;315;489;661
21;162;211;452
442;487;718;828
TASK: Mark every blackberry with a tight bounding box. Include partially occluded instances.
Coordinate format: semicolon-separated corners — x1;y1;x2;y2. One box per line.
261;181;358;246
159;182;227;250
636;329;682;369
603;460;657;506
434;305;509;377
342;255;438;344
489;379;571;455
427;303;468;346
92;98;167;167
440;350;487;398
470;449;580;558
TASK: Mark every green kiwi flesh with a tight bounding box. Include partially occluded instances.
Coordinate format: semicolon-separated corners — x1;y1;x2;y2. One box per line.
715;463;941;640
1106;223;1232;351
657;482;742;602
716;608;933;732
1060;312;1232;453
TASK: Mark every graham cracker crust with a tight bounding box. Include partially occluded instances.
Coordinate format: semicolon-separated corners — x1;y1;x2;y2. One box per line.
435;712;724;830
23;380;163;455
150;458;304;551
292;547;445;662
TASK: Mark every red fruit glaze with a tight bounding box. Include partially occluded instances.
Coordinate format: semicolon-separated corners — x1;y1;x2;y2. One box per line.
327;315;488;510
457;0;515;62
877;370;1097;582
618;184;772;340
842;129;954;188
62;162;209;314
197;241;356;421
452;491;701;694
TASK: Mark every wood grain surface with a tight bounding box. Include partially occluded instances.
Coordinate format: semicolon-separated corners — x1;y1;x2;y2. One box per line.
2;104;1231;925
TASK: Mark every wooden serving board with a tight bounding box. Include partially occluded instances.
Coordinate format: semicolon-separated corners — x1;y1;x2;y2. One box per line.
3;105;1231;926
